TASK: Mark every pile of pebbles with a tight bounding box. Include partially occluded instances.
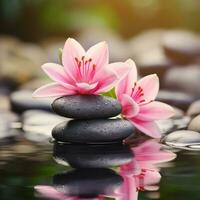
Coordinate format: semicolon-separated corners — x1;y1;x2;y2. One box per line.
164;100;200;150
51;95;134;144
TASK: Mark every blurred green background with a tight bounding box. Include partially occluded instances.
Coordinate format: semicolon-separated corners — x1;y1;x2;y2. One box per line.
0;0;200;41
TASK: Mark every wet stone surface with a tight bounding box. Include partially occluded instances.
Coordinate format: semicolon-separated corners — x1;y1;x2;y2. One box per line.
52;119;134;144
52;95;122;119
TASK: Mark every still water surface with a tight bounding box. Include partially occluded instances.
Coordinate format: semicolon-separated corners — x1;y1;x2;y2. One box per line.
0;138;200;200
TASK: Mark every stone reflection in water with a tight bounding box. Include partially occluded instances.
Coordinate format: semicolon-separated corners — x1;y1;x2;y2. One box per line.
35;140;176;200
35;168;122;199
53;143;133;168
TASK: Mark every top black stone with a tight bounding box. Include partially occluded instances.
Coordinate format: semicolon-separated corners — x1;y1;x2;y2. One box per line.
52;95;122;119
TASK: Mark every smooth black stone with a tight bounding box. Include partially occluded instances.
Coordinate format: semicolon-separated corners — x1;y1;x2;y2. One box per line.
52;95;122;119
52;119;134;143
53;168;123;198
10;90;53;114
53;143;133;168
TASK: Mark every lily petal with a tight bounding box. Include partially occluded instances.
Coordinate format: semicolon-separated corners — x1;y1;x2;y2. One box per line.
115;59;137;100
137;101;175;121
42;63;75;90
108;62;132;81
76;82;98;93
32;83;76;98
86;41;109;71
94;62;132;94
121;94;140;118
130;118;161;138
62;38;85;79
92;64;121;94
93;72;117;94
138;74;159;103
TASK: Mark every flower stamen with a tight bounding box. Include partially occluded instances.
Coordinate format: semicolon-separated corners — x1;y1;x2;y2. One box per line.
74;57;95;82
131;83;145;103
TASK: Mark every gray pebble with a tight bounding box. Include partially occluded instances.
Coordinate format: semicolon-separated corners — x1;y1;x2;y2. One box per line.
187;100;200;117
157;90;196;111
10;90;53;113
188;115;200;133
164;130;200;148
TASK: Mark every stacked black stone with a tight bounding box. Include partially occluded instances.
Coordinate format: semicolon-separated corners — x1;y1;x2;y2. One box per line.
51;95;134;144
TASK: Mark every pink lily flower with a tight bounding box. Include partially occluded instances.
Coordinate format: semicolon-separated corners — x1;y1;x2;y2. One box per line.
115;59;174;138
33;38;131;97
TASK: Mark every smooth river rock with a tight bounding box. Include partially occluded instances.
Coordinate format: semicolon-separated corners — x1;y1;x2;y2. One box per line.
174;116;191;130
53;143;133;168
128;29;171;85
52;95;122;119
157;90;196;110
10;90;53;113
188;115;200;133
164;65;200;97
52;119;134;144
162;30;200;64
0;111;20;141
22;110;66;143
164;130;200;149
187;100;200;117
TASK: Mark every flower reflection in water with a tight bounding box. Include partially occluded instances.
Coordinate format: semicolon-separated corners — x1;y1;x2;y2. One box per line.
35;140;176;200
116;140;176;200
35;185;104;200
